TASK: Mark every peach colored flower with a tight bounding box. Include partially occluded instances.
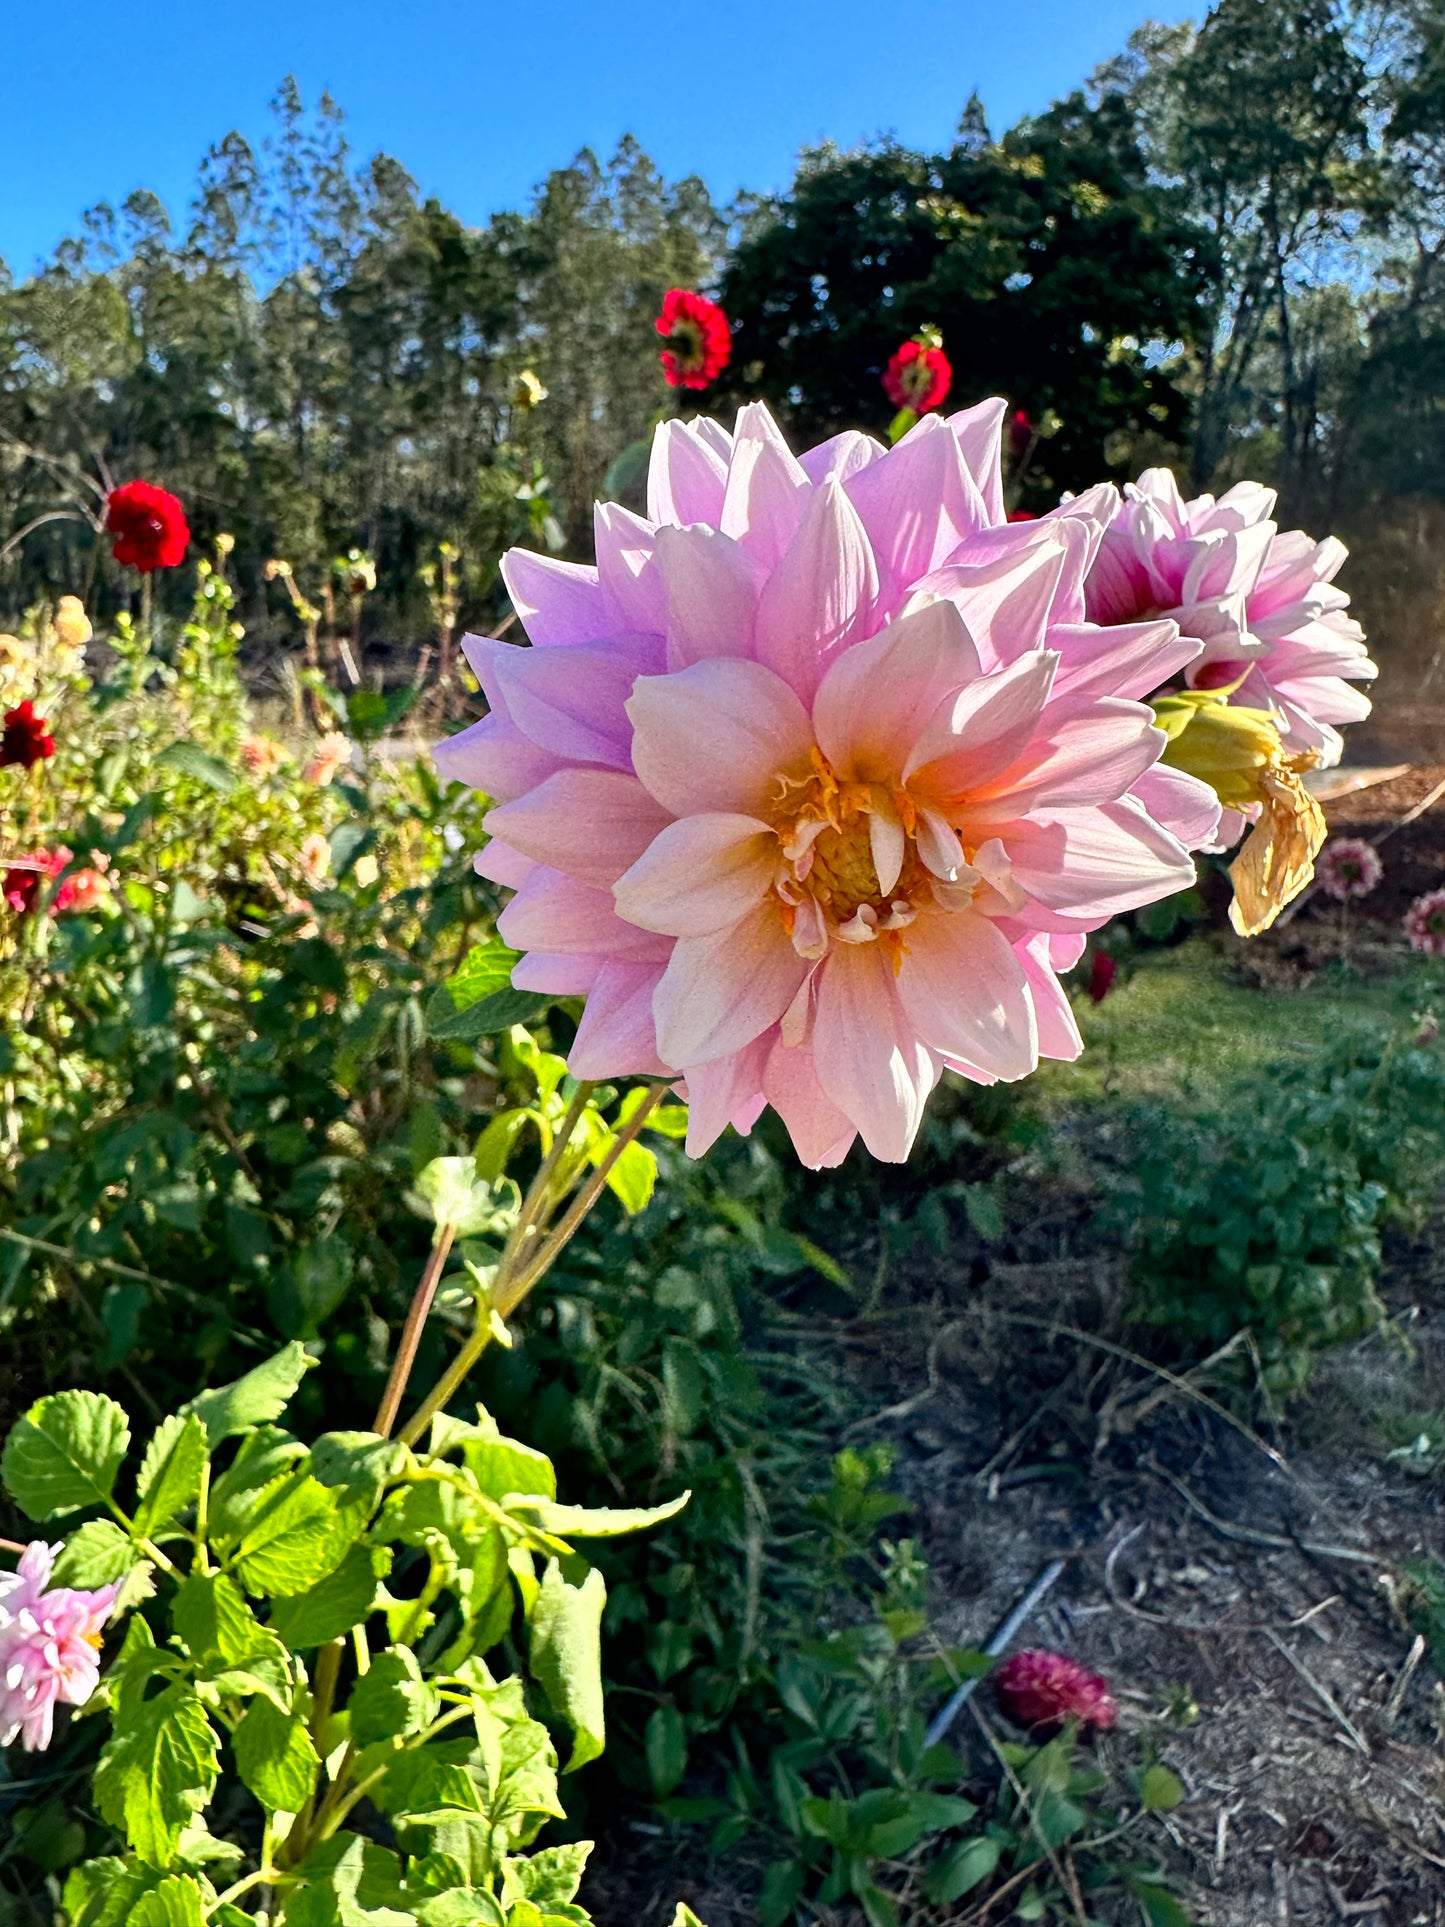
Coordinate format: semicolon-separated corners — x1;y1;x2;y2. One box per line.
239;736;284;777
299;832;331;882
303;732;352;787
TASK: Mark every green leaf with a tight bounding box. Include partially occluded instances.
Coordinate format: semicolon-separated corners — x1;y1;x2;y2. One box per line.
530;1560;606;1771
155;741;239;793
186;1343;315;1447
426;983;552;1041
228;1473;349;1596
511;1490;689;1539
1139;1763;1184;1812
2;1389;130;1519
757;1860;806;1927
670;1910;708;1927
461;1432;556;1503
51;1518;146;1590
412;1156;512;1237
94;1683;219;1866
133;1413;207;1538
1130;1880;1192;1927
603;1138;656;1214
234;1696;321;1813
347;1646;439;1746
921;1834;1001;1904
645;1704;687;1799
131;1875;206;1927
270;1542;391;1648
446;939;525;1012
501;1841;592;1910
961;1182;1005;1244
62;1858;161;1927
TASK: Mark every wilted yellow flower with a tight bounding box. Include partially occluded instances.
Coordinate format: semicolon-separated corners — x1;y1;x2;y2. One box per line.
512;370;548;410
1155;690;1326;936
53;597;92;654
303;731;353;787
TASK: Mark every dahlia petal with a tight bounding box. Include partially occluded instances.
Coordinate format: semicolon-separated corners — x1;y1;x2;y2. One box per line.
1180;520;1274;607
652;899;807;1066
595;502;666;636
500;550;609;648
568;961;670;1077
798;429;884;488
1018;936;1084;1062
1050;618;1199;702
500;869;671;958
1001;799;1195;923
614;813;777;936
847;414;988;602
512;953;601;994
647;418;731;527
653;524;766;672
474;841;537;887
870;811;906;895
915;523;1079;670
895;910;1038;1080
763;1036;857;1168
485;634;662;771
1128;764;1223;851
754;478;879;699
812;598;979;780
811;943;936;1162
905;650;1058;795
627;656;813;816
720;404;810;568
484;770;670;888
975;698;1164;814
681;1032;772;1156
946;397;1008;524
434;710;567;803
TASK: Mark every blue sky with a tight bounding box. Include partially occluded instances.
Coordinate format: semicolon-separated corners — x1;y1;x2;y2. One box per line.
3;0;1178;274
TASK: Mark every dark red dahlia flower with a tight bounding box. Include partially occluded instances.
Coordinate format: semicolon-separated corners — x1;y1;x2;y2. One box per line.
3;849;68;916
656;289;732;390
1;700;55;769
106;480;189;573
995;1649;1117;1734
1087;952;1117;1003
883;338;952;414
1009;407;1035;458
1007;510;1037;523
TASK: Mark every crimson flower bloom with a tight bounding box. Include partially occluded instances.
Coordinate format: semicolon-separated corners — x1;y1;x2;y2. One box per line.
1;701;54;769
883;339;952;414
1007;510;1037;524
1087;951;1117;1003
106;481;189;573
656;289;732;390
1009;408;1034;458
3;849;69;916
995;1649;1117;1734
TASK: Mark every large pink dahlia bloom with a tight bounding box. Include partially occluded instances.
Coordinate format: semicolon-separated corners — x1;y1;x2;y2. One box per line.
0;1541;115;1752
437;403;1217;1167
1085;469;1376;767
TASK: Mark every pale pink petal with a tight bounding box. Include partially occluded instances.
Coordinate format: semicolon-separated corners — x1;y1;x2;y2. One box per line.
484;633;662;771
972;698;1164;813
846;415;988;604
946;397;1008;524
569;961;671;1077
513;953;601;994
912;523;1078;671
763;1036;857;1168
595;503;666;635
653;524;766;672
647;418;731;527
500;551;609;648
754;477;879;699
682;1032;773;1156
719;403;810;568
895;910;1038;1080
812;598;980;780
484;771;671;888
500;869;672;958
652;898;806;1066
1000;799;1195;924
1050;619;1199;702
811;943;937;1162
1017;935;1083;1062
905;650;1058;796
614;814;777;937
1128;764;1222;851
627;656;813;816
474;842;537;887
798;429;884;488
433;710;568;802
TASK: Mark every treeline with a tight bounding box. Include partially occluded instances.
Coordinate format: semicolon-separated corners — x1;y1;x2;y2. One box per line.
3;0;1444;702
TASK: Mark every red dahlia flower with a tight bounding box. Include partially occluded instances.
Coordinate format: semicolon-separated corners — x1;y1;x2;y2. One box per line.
883;338;952;414
1087;951;1117;1003
1;701;54;769
106;481;189;573
656;289;732;390
1009;407;1034;458
995;1649;1117;1734
3;849;69;916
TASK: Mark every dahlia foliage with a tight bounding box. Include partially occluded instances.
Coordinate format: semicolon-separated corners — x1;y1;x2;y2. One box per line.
440;400;1246;1166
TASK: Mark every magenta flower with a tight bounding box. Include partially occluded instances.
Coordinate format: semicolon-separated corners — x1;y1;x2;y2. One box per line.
995;1648;1117;1734
1404;887;1445;958
0;1542;115;1752
1085;470;1376;767
437;403;1218;1167
1316;836;1382;902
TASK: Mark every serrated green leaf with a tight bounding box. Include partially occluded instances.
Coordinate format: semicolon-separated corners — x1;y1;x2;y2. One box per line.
94;1683;219;1866
173;1569;263;1661
446;940;524;1012
155;741;239;793
501;1841;592;1910
133;1413;207;1538
1131;1880;1192;1927
462;1433;556;1504
426;984;551;1041
186;1343;315;1447
131;1874;206;1927
2;1390;130;1519
234;1696;321;1812
511;1490;689;1539
62;1860;164;1927
228;1473;349;1596
270;1542;391;1648
348;1646;439;1746
50;1517;144;1589
530;1560;605;1772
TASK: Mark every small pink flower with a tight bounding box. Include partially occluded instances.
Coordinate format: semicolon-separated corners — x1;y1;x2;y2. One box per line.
1316;837;1382;902
995;1648;1117;1734
1404;887;1445;958
0;1542;116;1753
299;832;331;882
239;736;283;777
54;865;112;914
303;732;352;787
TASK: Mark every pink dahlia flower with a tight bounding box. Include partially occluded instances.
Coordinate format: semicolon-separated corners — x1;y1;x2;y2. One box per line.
437;403;1218;1167
995;1648;1117;1734
1085;470;1376;768
1404;887;1445;958
0;1541;115;1752
1316;836;1382;902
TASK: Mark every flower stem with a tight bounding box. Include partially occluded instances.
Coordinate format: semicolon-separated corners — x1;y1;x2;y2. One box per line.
372;1223;456;1439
